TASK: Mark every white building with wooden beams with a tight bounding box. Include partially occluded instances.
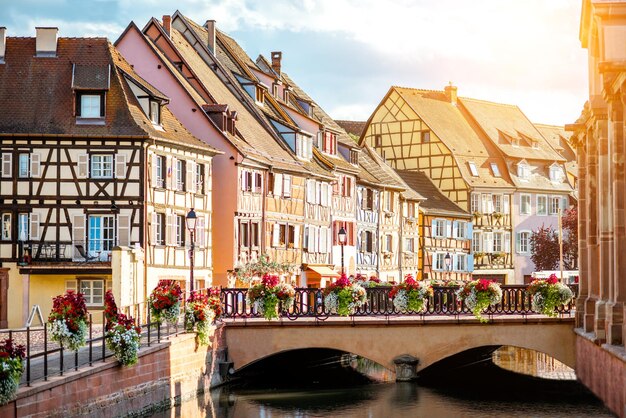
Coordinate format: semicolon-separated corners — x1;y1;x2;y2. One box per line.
0;29;219;328
360;85;516;283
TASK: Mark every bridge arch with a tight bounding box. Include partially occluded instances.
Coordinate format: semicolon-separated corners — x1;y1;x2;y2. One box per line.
224;318;575;376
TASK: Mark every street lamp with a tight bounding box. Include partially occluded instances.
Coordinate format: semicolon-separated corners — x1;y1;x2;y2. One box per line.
338;227;347;275
186;208;197;294
444;252;452;274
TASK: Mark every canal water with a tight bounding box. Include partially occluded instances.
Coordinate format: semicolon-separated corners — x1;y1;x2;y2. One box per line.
155;347;615;417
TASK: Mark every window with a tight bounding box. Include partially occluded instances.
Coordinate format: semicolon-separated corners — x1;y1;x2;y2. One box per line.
490;163;501;177
273;84;279;98
239;221;249;248
517;162;530;179
155;155;165;188
404;237;414;252
297;135;312;160
175;215;185;247
471;193;480;213
18;213;29;241
323;132;337;155
433;219;446;238
255;85;264;104
492;194;502;213
80;279;104;306
520;194;531;215
175;160;185;191
433;253;445;271
421;131;430;143
482;193;494;214
88;215;115;255
361;230;374;253
91;155;113;179
361;188;374;211
149;101;160;124
468;161;479;176
454;221;467;239
455;254;467;272
1;213;10;240
250;222;260;247
79;94;103;118
195;164;205;194
550;196;561;215
283;174;292;198
493;231;503;252
549;165;564;182
333;221;354;246
537;195;547;215
384;191;393;211
517;231;531;254
254;172;262;193
154;213;165;245
385;235;393;253
406;202;415;218
350;150;359;165
375;134;382;147
472;231;481;253
18;153;29;178
279;224;287;246
342;176;352;197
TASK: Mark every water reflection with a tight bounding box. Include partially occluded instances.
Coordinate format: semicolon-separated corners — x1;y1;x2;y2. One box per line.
156;383;612;418
492;346;576;380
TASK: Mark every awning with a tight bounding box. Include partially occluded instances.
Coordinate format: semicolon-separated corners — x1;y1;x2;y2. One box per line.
304;264;340;278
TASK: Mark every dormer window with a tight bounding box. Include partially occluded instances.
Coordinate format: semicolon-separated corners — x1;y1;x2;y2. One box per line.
549;164;564;182
512;137;520;147
149;100;160;125
323;132;337;155
296;134;312;160
350;149;359;165
255;86;264;105
77;92;105;118
490;162;501;177
421;131;430;143
532;140;539;149
517;161;530;179
283;89;289;102
468;161;479;177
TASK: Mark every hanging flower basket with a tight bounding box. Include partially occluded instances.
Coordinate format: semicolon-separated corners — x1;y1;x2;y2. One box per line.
0;338;25;405
207;287;222;322
47;290;89;351
526;274;574;317
389;274;433;313
323;274;367;316
185;292;215;345
247;275;295;320
104;291;141;366
148;280;182;324
456;279;502;322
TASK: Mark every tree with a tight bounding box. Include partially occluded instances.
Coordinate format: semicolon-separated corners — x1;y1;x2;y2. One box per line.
529;205;579;272
530;226;560;271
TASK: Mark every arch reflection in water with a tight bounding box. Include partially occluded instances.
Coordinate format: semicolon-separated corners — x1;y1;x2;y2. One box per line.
492;346;576;380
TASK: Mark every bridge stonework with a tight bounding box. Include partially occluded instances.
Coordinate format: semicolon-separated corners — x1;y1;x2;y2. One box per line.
224;317;576;376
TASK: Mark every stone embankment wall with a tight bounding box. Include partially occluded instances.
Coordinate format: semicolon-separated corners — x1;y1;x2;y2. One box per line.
0;326;227;417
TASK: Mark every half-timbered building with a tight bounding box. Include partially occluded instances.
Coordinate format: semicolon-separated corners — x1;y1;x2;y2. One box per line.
360;85;515;282
396;170;472;282
0;29;218;327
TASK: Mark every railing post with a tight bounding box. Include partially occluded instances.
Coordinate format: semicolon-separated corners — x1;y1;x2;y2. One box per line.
26;327;31;386
102;311;106;362
89;313;93;366
43;324;48;381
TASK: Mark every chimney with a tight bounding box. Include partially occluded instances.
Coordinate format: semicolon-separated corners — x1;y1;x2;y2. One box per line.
0;28;5;63
444;82;457;105
162;15;171;36
203;20;216;55
35;27;58;57
271;51;282;75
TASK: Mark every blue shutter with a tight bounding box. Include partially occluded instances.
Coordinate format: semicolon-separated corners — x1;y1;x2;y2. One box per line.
431;220;437;237
468;254;474;272
467;222;473;240
445;220;452;238
452;221;458;238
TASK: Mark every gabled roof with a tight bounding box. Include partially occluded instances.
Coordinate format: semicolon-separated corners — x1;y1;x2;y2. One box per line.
534;123;578;178
0;36;214;154
396;170;470;218
336;120;367;138
460;98;565;162
384;87;513;189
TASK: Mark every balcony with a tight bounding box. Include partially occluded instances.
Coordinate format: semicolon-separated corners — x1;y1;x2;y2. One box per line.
20;240;116;264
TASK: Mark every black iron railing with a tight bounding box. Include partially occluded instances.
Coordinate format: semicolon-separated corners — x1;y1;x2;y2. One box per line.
220;285;579;319
2;288;213;387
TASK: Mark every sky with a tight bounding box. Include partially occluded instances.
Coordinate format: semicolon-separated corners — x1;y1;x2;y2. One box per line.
2;0;588;126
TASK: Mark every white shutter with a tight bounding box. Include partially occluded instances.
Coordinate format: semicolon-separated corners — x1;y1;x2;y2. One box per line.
431;252;439;271
1;153;12;177
504;231;511;253
321;183;329;206
197;216;206;247
431;220;437;237
187;161;195;192
151;155;158;187
115;154;127;179
504;195;510;214
272;224;280;247
283;175;292;197
516;232;522;254
205;163;211;195
316;182;321;205
307;179;315;203
452;254;458;271
29;213;40;240
307;226;315;251
166;214;174;246
73;215;86;257
30;153;41;178
273;173;283;196
294;225;300;248
118;214;130;246
313;227;319;253
78;154;89;178
445;220;452;238
151;212;158;245
483;232;493;253
452;221;459;239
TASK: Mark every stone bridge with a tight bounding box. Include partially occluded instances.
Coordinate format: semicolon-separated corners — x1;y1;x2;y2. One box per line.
223;316;576;379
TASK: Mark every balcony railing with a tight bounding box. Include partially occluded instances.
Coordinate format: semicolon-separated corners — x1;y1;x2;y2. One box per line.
220;285;578;319
21;240;117;263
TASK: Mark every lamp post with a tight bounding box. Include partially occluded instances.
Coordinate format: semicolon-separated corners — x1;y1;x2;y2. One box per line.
338;227;347;275
186;208;197;294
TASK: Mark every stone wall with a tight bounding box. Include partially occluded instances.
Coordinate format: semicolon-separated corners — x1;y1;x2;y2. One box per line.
576;331;626;418
0;327;227;417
